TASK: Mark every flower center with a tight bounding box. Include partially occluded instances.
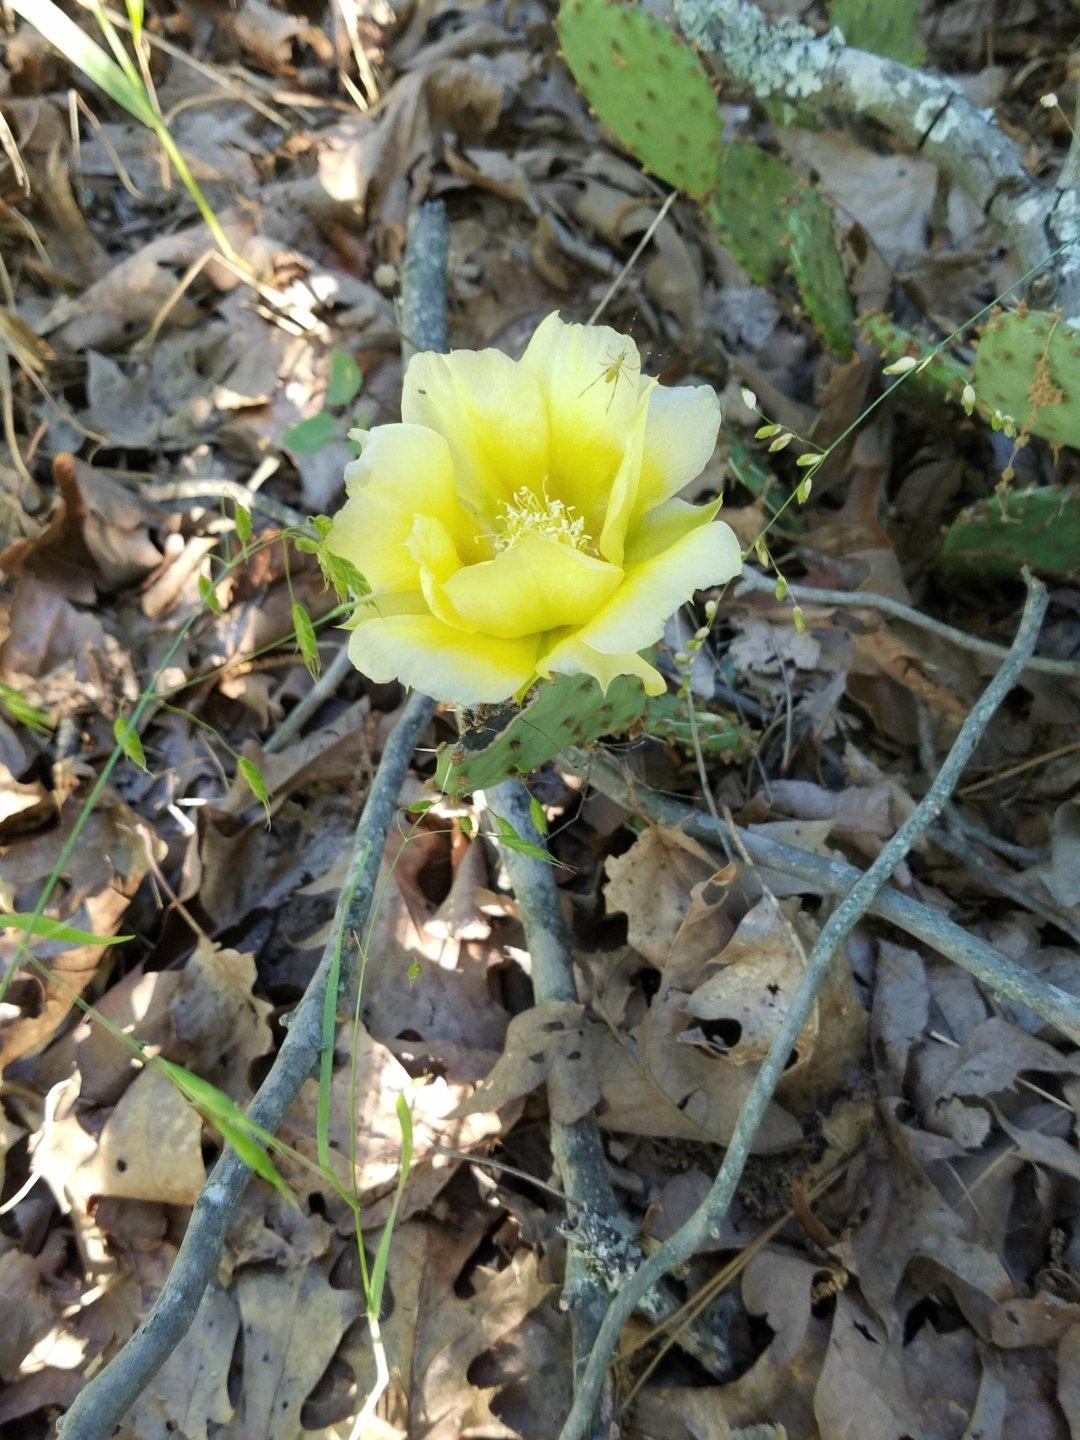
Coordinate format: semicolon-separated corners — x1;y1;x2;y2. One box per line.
493;485;592;554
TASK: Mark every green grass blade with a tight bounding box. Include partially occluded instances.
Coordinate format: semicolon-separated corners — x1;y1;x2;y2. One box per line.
0;914;133;946
7;0;155;125
367;1094;414;1314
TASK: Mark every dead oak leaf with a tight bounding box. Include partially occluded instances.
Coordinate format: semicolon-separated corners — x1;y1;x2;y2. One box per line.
686;898;817;1070
222;1261;358;1440
121;1282;239;1440
604;825;722;967
78;1065;205;1207
355;1220;551;1440
454;1001;600;1126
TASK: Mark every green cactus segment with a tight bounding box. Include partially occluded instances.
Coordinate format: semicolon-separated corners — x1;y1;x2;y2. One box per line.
787;194;854;356
705;144;803;283
556;0;722;197
642;693;753;758
827;0;925;65
859;314;972;405
973;311;1080;449
937;487;1080;580
437;672;649;795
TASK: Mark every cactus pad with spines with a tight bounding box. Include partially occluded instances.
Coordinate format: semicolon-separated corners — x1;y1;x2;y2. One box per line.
787;194;854;356
704;144;803;283
437;672;649;795
642;693;753;758
557;0;723;197
937;487;1080;580
973;310;1080;449
859;314;972;405
827;0;925;65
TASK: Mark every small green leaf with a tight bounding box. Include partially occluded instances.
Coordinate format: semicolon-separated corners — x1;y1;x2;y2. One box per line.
291;600;321;678
406;960;422;984
113;714;147;771
528;793;549;837
459;815;475;838
319;551;369;601
283;412;336;455
0;914;133;946
0;682;52;734
198;574;222;615
158;1061;294;1203
326;350;363;408
234;504;252;545
238;756;271;818
405;799;436;815
493;814;564;867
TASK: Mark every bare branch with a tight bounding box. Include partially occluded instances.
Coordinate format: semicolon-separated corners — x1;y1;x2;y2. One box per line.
736;567;1080;679
673;0;1080;313
558;579;1064;1440
58;198;452;1440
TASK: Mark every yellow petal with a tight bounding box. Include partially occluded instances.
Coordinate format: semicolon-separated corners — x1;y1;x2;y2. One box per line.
623;497;724;567
347;612;540;705
635;383;722;514
407;515;475;630
444;531;623;640
401;348;548;516
521;313;647;541
328;425;464;591
539;638;666;696
576;521;742;655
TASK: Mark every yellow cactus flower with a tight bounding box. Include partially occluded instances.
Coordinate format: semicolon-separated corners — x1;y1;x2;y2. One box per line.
325;312;741;705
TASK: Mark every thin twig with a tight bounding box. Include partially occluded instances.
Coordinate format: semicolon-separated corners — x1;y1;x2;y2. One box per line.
576;749;1080;1046
264;641;355;754
587;189;677;326
59;201;451;1440
557;578;1053;1440
399;200;450;361
737;567;1080;679
487;781;620;1437
487;783;733;1426
57;691;435;1440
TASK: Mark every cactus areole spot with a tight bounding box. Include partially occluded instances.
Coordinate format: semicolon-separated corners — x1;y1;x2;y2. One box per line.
557;0;723;197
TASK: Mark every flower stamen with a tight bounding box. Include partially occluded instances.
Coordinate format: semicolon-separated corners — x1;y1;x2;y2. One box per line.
493;485;592;553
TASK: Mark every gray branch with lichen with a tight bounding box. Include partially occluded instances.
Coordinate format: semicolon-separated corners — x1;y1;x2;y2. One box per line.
673;0;1080;317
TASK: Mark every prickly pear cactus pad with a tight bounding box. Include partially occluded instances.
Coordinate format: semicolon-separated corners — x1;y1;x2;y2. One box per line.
937;487;1080;581
827;0;925;65
787;193;854;356
557;0;723;197
704;143;804;284
436;673;649;796
973;310;1080;449
642;693;752;758
859;314;972;405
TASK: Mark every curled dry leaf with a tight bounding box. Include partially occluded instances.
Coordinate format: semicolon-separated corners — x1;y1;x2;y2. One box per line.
454;1000;601;1126
686;897;818;1069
